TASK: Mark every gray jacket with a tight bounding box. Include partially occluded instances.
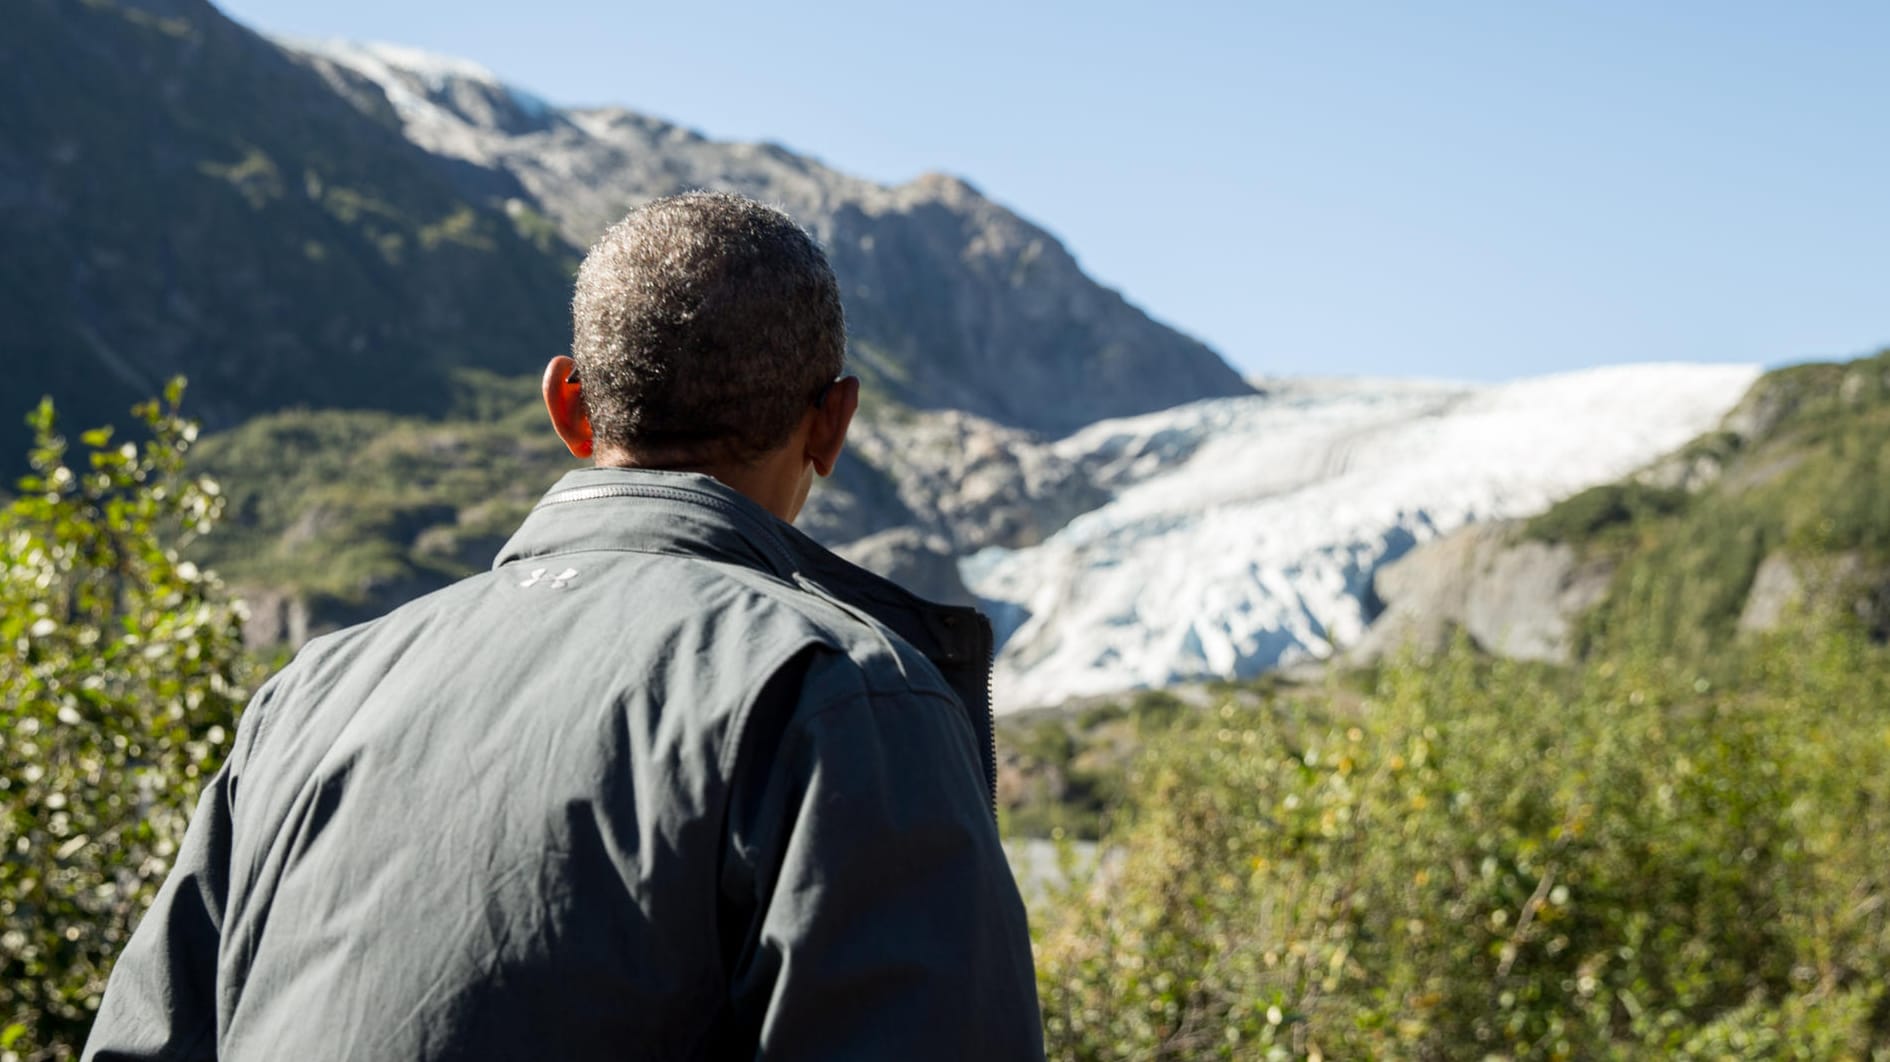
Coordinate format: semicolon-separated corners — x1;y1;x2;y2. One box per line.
85;468;1044;1061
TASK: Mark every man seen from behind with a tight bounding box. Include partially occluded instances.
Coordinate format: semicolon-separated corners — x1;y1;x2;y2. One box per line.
84;191;1046;1060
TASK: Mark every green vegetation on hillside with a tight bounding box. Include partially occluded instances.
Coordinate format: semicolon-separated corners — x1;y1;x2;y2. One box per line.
190;371;570;613
185;364;921;628
1522;481;1690;548
1521;351;1890;659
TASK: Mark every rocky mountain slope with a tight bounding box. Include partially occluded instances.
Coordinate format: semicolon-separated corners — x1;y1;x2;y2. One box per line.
1348;522;1615;665
0;0;573;458
2;1;1247;463
280;38;1252;433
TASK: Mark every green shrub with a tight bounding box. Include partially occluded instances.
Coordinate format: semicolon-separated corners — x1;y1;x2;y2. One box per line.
1032;630;1890;1059
1128;689;1187;732
0;384;254;1060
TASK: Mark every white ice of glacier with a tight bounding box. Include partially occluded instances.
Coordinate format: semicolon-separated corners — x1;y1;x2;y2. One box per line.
962;363;1762;712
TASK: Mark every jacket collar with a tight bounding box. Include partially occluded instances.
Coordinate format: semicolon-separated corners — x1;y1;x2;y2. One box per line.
496;467;794;578
495;467;995;700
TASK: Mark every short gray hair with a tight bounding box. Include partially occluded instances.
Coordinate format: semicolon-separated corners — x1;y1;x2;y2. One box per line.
570;191;846;465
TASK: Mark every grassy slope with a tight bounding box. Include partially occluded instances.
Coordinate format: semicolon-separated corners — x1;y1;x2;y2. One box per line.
1525;350;1890;659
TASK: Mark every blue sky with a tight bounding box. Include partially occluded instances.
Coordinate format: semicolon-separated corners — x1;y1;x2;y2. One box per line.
218;0;1889;381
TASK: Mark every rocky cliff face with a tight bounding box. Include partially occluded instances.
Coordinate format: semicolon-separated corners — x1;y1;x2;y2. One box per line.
826;409;1108;552
281;39;1254;435
1349;523;1616;665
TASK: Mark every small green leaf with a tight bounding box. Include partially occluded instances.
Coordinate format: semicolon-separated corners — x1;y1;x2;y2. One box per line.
1;1023;27;1048
80;427;114;448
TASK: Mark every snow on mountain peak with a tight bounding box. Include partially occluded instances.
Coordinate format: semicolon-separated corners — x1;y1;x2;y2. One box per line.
279;36;555;140
965;363;1763;712
302;39;506;88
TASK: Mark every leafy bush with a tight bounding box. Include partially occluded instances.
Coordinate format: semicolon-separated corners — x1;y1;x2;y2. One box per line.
0;384;253;1060
1000;713;1137;841
1032;628;1890;1059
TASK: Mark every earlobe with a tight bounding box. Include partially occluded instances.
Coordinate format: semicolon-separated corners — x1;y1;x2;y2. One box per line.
542;355;594;459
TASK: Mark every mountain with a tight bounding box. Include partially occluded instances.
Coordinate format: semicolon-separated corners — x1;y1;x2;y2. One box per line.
962;364;1761;710
0;0;573;456
4;0;1256;644
279;38;1253;433
2;0;1247;459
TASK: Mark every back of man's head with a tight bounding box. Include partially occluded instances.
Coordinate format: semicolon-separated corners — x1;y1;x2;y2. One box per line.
570;192;846;467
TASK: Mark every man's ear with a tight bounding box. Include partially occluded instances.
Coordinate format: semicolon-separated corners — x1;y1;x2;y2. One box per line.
542;355;594;459
806;376;859;477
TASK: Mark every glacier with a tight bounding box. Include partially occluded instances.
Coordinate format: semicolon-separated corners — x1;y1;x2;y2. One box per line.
963;363;1763;712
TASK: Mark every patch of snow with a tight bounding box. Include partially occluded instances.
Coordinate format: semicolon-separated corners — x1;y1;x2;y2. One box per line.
965;363;1762;712
276;36;552;157
319;39;507;89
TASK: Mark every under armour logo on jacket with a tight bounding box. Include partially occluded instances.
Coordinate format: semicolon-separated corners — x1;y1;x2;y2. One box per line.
518;567;580;589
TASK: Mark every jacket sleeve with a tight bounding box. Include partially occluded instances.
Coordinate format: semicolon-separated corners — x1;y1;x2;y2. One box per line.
720;655;1044;1061
83;676;272;1062
80;761;236;1062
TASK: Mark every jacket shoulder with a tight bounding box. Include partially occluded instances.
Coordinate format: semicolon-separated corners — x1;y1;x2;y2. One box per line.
698;560;962;708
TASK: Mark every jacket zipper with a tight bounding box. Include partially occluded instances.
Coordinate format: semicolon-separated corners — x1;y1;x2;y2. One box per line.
978;611;998;817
